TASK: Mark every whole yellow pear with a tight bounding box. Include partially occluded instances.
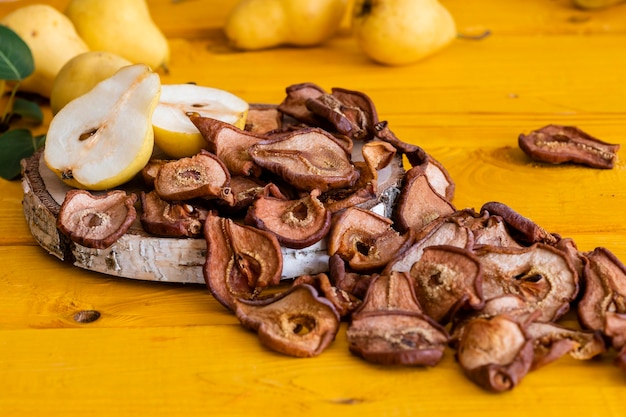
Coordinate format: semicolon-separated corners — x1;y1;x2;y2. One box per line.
50;51;133;115
225;0;347;50
65;0;170;71
0;4;90;97
352;0;456;66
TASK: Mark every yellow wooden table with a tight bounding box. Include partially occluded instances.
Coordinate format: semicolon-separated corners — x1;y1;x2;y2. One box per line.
1;1;625;416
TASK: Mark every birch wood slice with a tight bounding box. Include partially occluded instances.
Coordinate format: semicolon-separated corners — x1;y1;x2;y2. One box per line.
21;144;404;284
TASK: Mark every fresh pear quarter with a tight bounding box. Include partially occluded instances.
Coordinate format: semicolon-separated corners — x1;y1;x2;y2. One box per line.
152;84;249;159
44;64;161;191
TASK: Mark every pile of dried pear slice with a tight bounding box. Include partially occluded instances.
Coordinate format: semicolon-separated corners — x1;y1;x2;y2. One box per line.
50;82;625;392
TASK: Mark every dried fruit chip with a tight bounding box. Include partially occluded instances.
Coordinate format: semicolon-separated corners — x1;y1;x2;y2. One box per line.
518;124;620;169
234;283;340;358
57;189;137;250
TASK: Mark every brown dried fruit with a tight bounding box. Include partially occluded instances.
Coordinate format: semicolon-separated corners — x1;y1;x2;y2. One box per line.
577;247;626;350
139;191;208;237
455;315;534;392
141;159;167;188
346;272;450;366
245;103;283;134
57;189;137;250
277;82;327;126
526;321;605;370
245;189;331;249
328;206;414;273
320;161;378;214
216;176;284;214
203;212;283;311
481;201;557;245
374;120;427;157
409;245;484;324
327;254;374;300
414;155;456;202
249;127;360;192
393;166;456;233
154;150;234;204
306;88;376;141
293;272;361;318
474;243;579;322
190;116;263;177
234;283;340;358
384;214;473;274
518;124;620;169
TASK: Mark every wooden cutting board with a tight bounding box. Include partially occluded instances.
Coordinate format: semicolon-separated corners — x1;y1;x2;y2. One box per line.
21;144;404;284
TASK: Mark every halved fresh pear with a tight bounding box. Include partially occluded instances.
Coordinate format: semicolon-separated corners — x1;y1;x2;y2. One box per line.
152;84;249;159
44;64;161;190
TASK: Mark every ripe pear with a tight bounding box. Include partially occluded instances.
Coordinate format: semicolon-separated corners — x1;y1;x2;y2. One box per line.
44;64;161;190
225;0;347;50
65;0;170;71
0;4;89;97
573;0;625;8
50;51;133;115
351;0;456;66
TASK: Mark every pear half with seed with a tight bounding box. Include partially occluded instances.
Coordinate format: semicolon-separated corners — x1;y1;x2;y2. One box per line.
152;84;249;159
44;64;161;190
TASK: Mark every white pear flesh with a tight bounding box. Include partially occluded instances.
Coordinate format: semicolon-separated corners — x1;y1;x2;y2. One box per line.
152;84;249;158
44;64;161;190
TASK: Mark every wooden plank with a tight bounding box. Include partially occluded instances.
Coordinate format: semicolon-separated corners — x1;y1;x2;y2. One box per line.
0;245;238;330
0;324;623;417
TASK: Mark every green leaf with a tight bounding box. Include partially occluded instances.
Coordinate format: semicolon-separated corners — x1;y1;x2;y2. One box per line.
0;25;34;81
0;129;44;180
12;98;43;124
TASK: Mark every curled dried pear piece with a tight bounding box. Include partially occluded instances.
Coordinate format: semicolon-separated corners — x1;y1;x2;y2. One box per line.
190;115;263;177
393;166;455;233
384;215;473;274
328;206;414;273
409;245;484;324
57;189;137;250
139;190;209;237
154;150;233;204
455;314;535;392
234;283;340;358
277;82;326;126
293;272;362;318
346;272;449;366
245;189;331;249
203;212;283;311
526;321;606;370
518;124;620;169
474;243;579;322
481;201;557;245
249;127;360;192
305;87;377;141
577;247;626;351
245;103;283;134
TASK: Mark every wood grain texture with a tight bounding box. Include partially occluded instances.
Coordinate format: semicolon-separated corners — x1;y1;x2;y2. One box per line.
1;0;625;416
